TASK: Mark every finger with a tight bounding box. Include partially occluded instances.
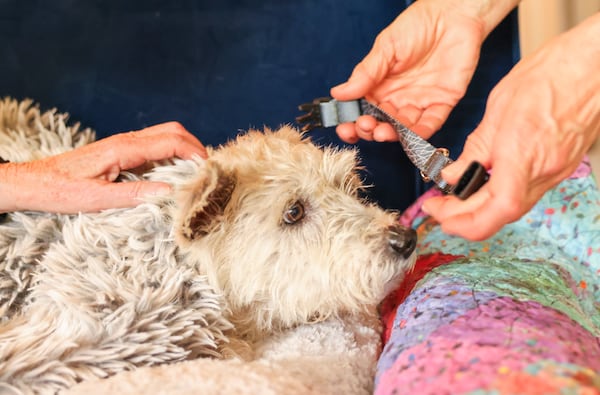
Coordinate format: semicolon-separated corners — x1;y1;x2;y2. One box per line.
394;104;423;127
422;185;492;223
441;122;495;184
336;123;360;144
423;192;502;241
440;160;472;185
437;191;522;242
372;123;398;142
330;67;376;101
330;39;392;101
424;165;529;240
355;115;377;141
129;122;207;158
100;131;207;172
65;122;208;179
356;127;374;142
355;115;378;133
365;102;402;142
20;178;173;214
440;206;506;241
456;123;494;167
81;181;173;212
372;103;428;142
337;116;392;143
413;104;453;139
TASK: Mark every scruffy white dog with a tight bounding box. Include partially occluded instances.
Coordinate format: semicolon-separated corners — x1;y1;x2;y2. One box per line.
0;98;417;394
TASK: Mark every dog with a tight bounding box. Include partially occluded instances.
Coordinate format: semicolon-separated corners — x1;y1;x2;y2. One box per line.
0;99;417;394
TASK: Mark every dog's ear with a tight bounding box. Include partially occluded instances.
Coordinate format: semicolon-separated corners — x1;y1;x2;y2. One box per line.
177;162;236;241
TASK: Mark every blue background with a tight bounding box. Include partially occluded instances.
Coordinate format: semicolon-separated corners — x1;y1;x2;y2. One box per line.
0;1;520;210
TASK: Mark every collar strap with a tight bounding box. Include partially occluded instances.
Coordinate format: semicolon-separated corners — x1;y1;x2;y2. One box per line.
296;97;488;198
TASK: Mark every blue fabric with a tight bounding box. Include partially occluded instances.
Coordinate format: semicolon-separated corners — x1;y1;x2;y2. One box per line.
0;1;519;210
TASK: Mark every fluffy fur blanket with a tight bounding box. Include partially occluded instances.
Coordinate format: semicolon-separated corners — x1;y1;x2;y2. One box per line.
0;98;384;395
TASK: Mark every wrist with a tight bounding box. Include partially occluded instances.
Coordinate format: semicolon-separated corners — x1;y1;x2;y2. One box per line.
0;162;18;213
571;12;600;66
443;0;521;38
567;12;600;143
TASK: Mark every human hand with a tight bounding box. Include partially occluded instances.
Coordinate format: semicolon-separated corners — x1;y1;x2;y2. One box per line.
422;13;600;240
0;122;207;214
330;0;519;143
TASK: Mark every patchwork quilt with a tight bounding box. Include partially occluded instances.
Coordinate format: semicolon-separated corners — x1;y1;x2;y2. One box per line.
377;159;600;394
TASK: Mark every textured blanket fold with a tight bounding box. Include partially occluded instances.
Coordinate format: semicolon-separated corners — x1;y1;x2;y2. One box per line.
377;160;600;394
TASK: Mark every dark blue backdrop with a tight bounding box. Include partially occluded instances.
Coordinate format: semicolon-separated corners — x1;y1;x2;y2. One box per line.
0;1;520;210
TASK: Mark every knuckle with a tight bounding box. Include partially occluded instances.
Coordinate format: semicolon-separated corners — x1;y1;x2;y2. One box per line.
99;135;125;158
109;131;137;145
127;182;144;199
467;227;496;242
372;33;386;50
544;157;568;177
163;121;187;135
463;133;487;156
494;196;525;223
487;83;515;106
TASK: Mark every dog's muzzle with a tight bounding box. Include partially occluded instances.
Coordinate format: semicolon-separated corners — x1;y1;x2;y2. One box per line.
387;224;417;259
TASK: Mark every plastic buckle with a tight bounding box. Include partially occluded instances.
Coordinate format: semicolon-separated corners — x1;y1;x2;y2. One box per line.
452;161;489;199
295;97;332;132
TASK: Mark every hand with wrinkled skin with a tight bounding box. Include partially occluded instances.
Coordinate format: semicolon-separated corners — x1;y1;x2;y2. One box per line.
422;13;600;240
0;122;207;214
330;0;519;143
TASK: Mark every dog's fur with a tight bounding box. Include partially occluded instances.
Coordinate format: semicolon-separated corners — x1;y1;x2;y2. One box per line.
0;98;417;394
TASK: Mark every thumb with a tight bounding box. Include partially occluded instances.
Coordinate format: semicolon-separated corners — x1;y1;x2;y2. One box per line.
442;124;493;184
330;45;391;101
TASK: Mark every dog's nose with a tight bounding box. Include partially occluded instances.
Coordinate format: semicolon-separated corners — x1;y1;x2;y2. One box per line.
387;224;417;259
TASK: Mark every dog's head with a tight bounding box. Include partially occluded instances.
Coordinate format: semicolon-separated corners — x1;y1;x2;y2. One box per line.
173;126;416;337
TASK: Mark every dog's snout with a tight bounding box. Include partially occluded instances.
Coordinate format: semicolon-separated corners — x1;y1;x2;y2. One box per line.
387;224;417;259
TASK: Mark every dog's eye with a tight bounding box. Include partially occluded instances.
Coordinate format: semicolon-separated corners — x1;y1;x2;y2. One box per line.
283;201;305;224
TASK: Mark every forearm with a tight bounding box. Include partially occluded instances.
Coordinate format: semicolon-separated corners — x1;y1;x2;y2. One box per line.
559;11;600;145
0;160;57;214
563;11;600;69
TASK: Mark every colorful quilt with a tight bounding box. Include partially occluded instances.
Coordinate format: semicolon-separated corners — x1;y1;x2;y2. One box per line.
377;158;600;395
